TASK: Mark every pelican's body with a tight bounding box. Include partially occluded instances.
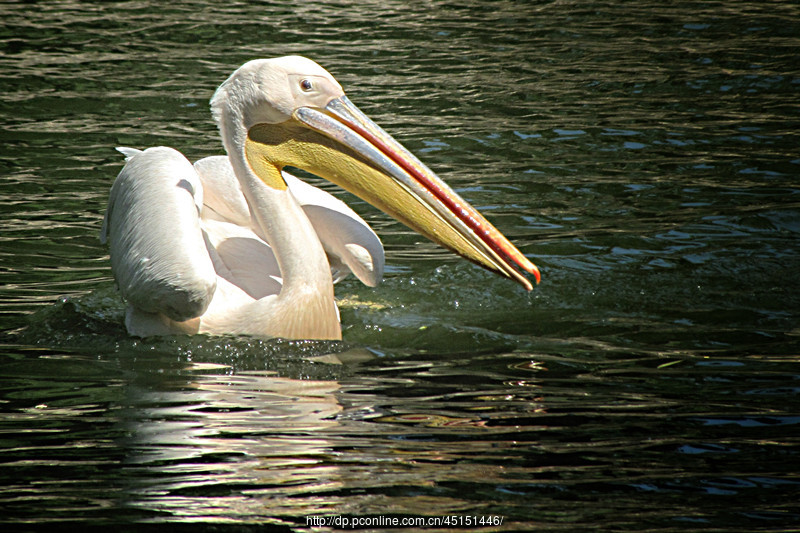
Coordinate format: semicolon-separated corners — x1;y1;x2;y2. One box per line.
102;56;540;340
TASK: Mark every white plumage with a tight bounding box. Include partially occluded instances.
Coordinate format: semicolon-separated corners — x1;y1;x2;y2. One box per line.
102;146;383;338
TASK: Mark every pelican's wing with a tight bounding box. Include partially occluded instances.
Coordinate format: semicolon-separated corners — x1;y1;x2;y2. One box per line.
284;173;384;287
102;147;217;321
193;155;251;227
194;156;384;287
194;155;283;299
202;217;282;300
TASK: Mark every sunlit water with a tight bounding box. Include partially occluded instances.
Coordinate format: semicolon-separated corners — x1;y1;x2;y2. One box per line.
1;1;799;531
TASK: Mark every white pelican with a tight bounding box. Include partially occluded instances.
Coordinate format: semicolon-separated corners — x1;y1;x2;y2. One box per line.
101;56;540;340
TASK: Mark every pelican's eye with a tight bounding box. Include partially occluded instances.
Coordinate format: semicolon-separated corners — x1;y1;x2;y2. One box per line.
300;79;313;92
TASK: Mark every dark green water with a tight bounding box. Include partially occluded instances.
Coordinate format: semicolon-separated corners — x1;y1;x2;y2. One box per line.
1;1;799;531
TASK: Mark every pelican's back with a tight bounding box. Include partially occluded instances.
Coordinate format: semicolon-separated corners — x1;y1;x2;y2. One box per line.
102;147;216;322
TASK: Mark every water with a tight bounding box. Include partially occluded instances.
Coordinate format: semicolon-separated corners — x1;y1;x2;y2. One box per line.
1;1;799;530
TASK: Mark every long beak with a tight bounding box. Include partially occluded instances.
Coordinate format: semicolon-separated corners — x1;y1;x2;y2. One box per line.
250;95;540;290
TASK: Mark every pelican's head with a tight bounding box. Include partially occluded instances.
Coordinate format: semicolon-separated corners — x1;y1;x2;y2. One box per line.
211;56;540;290
212;56;344;128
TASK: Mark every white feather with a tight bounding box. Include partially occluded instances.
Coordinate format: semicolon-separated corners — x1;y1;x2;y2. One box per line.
103;147;217;322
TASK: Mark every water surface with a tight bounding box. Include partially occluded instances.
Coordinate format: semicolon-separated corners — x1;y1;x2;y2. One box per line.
1;1;799;531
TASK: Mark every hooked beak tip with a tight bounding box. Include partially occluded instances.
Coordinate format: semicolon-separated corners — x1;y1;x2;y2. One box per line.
531;264;541;286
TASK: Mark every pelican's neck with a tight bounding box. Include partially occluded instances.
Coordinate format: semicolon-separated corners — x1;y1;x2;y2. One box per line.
214;105;340;339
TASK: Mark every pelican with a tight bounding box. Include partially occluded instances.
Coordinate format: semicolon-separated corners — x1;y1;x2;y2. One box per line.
101;56;540;340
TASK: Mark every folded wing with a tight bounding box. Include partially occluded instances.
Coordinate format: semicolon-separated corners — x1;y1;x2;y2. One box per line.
101;147;217;322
